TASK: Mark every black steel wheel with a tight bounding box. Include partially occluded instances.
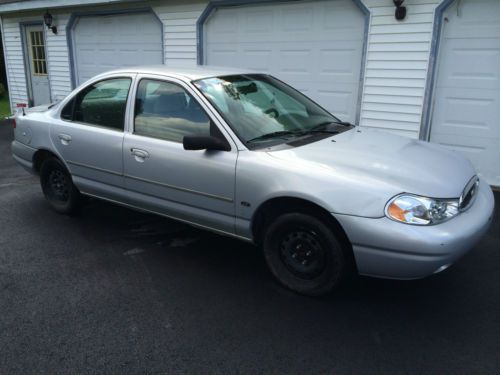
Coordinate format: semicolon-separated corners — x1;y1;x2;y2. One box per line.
263;213;348;296
40;157;82;214
279;228;327;280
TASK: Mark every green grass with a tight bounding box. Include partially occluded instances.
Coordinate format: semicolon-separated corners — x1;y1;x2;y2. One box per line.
0;93;11;119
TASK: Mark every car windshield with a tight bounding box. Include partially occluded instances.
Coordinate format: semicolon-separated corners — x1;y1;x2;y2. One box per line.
193;74;346;148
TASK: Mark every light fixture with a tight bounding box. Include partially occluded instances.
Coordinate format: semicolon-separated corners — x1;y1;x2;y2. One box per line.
394;0;406;21
43;10;57;34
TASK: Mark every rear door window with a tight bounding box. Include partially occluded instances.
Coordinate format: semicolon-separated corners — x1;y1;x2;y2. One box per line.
62;78;131;131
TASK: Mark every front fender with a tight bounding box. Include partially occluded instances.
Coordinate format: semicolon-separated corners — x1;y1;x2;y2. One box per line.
235;150;390;222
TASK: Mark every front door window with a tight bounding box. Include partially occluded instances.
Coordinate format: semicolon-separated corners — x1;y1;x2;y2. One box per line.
134;79;211;143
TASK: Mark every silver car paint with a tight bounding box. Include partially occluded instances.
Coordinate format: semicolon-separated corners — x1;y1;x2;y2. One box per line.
234;127;477;227
335;179;494;279
48;73;137;193
11;66;495;279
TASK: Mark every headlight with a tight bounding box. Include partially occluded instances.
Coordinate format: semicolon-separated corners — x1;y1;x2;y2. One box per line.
385;194;459;225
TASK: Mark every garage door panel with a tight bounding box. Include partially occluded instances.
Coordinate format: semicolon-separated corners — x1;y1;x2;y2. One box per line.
243;9;273;33
205;0;365;122
438;39;500;90
73;13;162;85
430;0;500;186
315;88;357;118
443;0;500;38
208;42;362;84
432;134;500;184
279;5;313;32
431;88;500;139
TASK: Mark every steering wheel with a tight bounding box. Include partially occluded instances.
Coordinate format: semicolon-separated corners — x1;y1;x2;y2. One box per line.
264;108;279;119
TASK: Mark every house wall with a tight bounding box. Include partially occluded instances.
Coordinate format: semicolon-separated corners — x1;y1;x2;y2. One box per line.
1;13;38;110
0;0;206;110
360;0;440;138
0;0;443;139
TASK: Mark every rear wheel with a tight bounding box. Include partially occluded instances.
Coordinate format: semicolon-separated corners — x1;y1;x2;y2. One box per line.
263;213;348;296
40;157;82;214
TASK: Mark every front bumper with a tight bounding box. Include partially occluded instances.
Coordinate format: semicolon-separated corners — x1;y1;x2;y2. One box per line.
335;179;495;279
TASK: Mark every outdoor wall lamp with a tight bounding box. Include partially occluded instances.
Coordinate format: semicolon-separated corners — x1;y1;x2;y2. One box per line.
43;11;57;34
394;0;406;20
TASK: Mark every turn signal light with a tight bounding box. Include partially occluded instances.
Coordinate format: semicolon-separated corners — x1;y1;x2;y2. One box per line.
387;202;407;222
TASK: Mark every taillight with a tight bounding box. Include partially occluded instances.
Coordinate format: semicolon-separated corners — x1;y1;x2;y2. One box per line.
11;118;16;129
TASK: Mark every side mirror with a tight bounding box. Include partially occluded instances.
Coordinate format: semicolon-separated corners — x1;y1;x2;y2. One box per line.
183;135;230;152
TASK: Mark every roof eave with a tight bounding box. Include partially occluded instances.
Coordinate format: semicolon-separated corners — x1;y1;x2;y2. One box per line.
0;0;130;14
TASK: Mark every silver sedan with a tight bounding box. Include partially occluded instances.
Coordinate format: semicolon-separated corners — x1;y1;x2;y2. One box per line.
11;66;495;295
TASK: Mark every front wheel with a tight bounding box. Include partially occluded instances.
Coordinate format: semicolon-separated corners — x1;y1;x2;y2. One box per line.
263;213;348;296
40;157;82;214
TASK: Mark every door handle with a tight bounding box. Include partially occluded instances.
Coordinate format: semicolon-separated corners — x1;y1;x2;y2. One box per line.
131;148;150;162
58;133;72;145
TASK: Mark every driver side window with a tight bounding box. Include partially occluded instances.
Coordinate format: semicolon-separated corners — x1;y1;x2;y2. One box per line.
134;79;211;143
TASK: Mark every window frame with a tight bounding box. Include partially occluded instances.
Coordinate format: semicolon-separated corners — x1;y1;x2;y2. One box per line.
60;75;133;132
131;76;231;147
29;30;47;76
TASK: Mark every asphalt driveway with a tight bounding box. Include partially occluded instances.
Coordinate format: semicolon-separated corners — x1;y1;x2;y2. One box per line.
0;123;499;374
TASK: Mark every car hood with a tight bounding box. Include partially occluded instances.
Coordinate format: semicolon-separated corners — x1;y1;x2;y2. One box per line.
265;128;476;216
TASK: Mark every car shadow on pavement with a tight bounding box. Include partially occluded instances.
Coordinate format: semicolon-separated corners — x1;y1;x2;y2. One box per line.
77;194;499;304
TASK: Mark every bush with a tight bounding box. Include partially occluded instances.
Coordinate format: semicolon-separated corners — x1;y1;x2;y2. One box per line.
0;84;5;99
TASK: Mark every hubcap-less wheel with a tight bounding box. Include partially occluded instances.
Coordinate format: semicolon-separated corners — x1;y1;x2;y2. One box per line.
280;229;326;280
48;169;69;201
40;157;82;214
263;212;349;296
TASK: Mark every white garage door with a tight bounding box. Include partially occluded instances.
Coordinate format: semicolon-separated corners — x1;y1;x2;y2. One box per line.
73;13;163;85
204;0;365;123
430;0;500;186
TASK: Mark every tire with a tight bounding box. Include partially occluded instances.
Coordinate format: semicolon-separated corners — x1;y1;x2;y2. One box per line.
40;157;82;214
263;213;348;296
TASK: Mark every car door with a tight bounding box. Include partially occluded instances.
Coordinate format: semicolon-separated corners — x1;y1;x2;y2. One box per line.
50;74;134;199
123;75;238;234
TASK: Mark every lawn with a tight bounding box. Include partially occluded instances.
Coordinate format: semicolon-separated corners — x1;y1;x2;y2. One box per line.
0;93;11;119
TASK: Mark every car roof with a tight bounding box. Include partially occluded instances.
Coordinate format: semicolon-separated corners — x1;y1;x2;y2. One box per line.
98;65;258;81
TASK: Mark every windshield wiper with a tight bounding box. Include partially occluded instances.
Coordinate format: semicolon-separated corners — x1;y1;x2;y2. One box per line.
298;129;341;136
311;121;353;130
246;130;300;143
247;121;354;144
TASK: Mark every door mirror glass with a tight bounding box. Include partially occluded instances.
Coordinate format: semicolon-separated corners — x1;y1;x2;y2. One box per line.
183;135;230;152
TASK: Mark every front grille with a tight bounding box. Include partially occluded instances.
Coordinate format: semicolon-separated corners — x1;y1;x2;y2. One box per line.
459;176;479;211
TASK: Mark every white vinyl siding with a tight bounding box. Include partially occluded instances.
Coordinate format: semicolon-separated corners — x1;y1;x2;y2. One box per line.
0;12;73;108
359;0;441;138
153;1;206;67
0;1;204;112
0;0;443;139
44;12;72;101
1;14;36;110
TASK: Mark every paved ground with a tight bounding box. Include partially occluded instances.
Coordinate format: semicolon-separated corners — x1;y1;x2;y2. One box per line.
0;123;499;374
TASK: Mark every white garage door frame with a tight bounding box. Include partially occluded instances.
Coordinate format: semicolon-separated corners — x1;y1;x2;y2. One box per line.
196;0;370;125
420;0;461;141
421;0;500;187
66;8;164;89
